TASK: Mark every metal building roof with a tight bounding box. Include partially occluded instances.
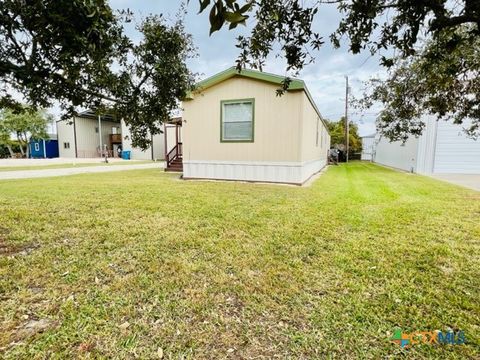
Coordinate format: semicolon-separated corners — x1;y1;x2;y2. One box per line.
77;110;118;122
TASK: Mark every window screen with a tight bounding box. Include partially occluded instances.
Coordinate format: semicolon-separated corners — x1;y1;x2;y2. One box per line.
221;100;254;141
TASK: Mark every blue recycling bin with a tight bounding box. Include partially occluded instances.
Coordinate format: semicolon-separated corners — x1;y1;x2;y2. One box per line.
121;150;131;160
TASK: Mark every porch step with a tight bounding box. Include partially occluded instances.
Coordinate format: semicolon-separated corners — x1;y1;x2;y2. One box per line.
165;158;183;172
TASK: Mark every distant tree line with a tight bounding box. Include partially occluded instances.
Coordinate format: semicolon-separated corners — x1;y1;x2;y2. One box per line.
0;108;51;157
326;118;362;159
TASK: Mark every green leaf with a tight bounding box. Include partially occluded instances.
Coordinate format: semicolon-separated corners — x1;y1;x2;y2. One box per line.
239;2;253;13
224;11;248;24
198;0;211;14
209;2;226;35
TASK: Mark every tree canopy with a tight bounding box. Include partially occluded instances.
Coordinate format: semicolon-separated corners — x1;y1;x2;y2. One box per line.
198;0;479;73
326;117;362;155
2;1;479;144
0;0;128;114
357;26;479;141
198;0;480;137
110;15;195;149
0;1;195;149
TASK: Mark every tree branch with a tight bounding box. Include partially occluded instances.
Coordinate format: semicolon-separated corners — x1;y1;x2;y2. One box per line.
431;14;480;31
4;24;29;65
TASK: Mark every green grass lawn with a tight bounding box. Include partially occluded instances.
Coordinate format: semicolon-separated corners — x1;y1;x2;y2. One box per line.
0;163;478;359
0;160;153;172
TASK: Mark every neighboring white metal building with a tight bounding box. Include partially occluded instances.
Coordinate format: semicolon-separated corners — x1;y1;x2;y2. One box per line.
374;117;480;174
57;111;121;158
57;110;166;160
120;120;165;161
360;134;375;161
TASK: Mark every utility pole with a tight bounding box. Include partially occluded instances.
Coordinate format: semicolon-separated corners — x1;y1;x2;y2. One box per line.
345;75;349;163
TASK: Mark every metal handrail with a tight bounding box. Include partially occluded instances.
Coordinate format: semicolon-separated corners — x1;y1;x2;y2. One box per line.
177;142;183;157
166;144;178;166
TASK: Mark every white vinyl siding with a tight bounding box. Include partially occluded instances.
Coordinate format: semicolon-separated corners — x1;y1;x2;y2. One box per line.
221;99;254;141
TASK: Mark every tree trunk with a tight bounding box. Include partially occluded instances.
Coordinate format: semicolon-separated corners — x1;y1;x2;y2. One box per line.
17;132;27;158
6;145;14;158
23;132;29;158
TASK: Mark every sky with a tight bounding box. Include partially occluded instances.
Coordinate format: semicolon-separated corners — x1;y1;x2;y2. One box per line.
108;0;386;136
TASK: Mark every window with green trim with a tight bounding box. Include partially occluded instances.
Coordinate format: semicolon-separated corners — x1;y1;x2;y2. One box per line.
221;99;254;142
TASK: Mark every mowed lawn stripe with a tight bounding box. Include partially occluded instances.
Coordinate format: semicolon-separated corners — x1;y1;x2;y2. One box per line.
0;163;478;359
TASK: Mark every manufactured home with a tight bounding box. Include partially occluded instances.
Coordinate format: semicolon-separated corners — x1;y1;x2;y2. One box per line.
374;116;480;174
177;67;330;185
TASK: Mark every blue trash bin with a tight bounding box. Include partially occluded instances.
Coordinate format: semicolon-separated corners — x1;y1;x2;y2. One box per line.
121;150;131;160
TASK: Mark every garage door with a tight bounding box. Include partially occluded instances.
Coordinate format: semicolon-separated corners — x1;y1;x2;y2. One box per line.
434;120;480;174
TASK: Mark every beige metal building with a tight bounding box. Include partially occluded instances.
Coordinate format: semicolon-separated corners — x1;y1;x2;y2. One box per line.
181;67;330;184
361;134;375;161
120;120;165;160
56;111;121;158
57;110;166;160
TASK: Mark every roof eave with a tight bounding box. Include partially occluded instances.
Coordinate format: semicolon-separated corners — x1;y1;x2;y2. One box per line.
184;67;305;101
183;67;330;136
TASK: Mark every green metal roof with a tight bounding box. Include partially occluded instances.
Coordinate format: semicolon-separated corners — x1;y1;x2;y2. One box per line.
185;67;329;133
193;67;305;92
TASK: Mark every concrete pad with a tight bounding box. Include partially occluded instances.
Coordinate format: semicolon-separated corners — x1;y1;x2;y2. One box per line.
0;158;133;167
0;163;163;180
429;174;480;191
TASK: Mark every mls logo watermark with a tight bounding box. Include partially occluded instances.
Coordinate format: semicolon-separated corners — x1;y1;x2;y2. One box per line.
391;329;465;348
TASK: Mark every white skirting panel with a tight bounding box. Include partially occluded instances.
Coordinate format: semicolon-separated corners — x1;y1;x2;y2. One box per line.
301;158;327;183
183;159;327;185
